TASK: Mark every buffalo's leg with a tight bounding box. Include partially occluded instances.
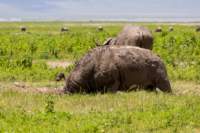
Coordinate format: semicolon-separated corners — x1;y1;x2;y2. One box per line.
145;85;156;92
107;81;120;93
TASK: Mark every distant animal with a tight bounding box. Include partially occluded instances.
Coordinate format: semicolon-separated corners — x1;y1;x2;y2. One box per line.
169;26;174;32
155;27;162;32
20;26;27;32
61;27;69;32
97;26;103;31
103;25;153;50
63;45;172;94
196;26;200;32
56;72;65;81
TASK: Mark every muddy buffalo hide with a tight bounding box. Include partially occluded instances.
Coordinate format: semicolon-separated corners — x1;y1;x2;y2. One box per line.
103;25;153;50
64;45;171;94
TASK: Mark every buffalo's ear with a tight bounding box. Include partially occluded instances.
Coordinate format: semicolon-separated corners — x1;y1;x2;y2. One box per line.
103;38;114;45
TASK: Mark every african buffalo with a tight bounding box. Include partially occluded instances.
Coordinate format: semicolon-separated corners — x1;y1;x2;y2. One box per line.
169;26;174;32
63;45;172;94
61;27;69;32
103;25;153;50
196;26;200;32
20;26;27;32
155;27;162;32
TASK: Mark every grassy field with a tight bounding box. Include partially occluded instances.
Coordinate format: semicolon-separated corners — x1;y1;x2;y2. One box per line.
0;22;200;81
0;22;200;132
1;81;200;132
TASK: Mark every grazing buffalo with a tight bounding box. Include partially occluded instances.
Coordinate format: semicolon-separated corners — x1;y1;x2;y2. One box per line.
196;26;200;32
63;45;172;94
61;27;69;32
169;26;174;32
155;27;162;32
103;25;153;50
20;26;27;32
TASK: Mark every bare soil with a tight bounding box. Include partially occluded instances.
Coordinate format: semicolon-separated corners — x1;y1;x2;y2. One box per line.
47;60;73;68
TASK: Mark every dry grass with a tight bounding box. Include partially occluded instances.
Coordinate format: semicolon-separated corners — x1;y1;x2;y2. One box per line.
172;81;200;95
1;80;200;96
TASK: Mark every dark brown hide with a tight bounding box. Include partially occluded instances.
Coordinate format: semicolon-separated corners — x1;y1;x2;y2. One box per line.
20;26;26;32
64;45;171;94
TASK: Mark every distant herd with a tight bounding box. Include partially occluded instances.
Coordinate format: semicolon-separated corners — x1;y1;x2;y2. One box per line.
19;25;200;33
21;24;200;94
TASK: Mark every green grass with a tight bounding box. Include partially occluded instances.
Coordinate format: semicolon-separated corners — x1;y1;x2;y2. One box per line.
1;87;200;132
1;22;200;132
1;80;200;132
0;22;200;81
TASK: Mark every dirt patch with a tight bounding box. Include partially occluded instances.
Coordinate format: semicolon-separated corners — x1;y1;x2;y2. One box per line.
34;87;64;94
8;82;65;95
33;60;73;68
47;60;73;68
172;81;200;95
